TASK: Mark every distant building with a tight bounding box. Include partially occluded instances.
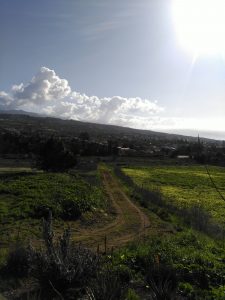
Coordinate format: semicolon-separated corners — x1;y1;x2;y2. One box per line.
117;147;137;156
177;155;190;159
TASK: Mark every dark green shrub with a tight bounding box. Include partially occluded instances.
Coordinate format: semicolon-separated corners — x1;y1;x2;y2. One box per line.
61;199;82;220
156;208;170;222
87;267;127;300
125;288;140;300
115;264;132;283
145;264;178;300
3;244;30;278
139;198;149;209
33;204;51;219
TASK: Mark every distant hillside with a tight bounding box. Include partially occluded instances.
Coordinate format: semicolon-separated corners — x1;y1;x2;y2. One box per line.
0;110;218;143
0;109;41;117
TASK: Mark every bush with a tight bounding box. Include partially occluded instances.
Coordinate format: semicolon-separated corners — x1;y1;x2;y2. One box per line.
87;267;127;300
146;263;178;300
114;264;132;283
29;213;100;298
33;204;51;219
125;288;140;300
61;199;82;220
3;244;30;278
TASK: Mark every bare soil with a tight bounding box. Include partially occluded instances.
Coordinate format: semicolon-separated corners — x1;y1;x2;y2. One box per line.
70;169;150;251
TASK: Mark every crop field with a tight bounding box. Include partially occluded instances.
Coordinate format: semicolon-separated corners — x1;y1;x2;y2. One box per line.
122;165;225;226
0;172;105;220
0;170;107;250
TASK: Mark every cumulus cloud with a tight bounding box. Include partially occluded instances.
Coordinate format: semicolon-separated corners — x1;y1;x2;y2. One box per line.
0;91;13;106
9;67;71;107
0;67;164;128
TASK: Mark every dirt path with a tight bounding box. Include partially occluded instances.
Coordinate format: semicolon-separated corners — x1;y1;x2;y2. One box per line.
71;169;150;251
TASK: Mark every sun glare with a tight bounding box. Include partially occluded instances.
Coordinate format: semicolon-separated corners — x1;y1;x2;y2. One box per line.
172;0;225;56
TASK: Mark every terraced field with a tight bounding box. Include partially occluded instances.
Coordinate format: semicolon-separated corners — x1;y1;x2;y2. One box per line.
122;165;225;226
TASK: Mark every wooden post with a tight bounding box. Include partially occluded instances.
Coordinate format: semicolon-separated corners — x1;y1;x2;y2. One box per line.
104;235;107;254
143;219;145;239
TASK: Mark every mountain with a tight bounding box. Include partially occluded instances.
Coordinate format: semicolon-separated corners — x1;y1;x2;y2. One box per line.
0;109;42;117
0;110;220;143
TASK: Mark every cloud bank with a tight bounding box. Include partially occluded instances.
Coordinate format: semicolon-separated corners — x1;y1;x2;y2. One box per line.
0;67;163;128
1;67;225;139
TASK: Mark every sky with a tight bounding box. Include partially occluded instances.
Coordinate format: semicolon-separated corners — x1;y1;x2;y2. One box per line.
0;0;225;139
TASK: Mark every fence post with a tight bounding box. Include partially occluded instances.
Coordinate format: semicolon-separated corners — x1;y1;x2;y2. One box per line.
104;235;107;254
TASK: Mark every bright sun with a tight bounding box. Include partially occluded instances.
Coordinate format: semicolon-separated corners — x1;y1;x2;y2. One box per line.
172;0;225;56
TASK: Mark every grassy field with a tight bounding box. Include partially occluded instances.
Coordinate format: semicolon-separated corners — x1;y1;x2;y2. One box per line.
115;163;225;298
0;163;225;298
0;172;105;220
0;169;108;252
122;165;225;227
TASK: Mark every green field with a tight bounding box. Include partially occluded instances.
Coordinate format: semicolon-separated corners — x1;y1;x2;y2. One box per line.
0;170;107;250
0;172;105;221
0;164;225;298
116;164;225;298
122;165;225;226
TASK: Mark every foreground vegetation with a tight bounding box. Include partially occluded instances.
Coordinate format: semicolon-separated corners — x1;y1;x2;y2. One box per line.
1;162;225;299
1;215;225;299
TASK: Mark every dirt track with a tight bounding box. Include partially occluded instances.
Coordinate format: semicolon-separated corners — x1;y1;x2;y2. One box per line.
71;169;150;251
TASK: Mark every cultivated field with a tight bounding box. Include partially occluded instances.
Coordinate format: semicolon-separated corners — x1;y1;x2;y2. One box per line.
0;169;107;252
122;164;225;227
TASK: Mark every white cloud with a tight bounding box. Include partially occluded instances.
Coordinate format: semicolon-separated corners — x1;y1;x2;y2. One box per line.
1;67;225;139
0;91;13;106
9;67;71;107
0;67;164;128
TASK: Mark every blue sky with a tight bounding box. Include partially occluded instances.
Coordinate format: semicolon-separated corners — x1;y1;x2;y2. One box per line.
1;0;225;139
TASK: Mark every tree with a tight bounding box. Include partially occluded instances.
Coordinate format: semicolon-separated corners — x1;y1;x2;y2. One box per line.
37;137;77;171
79;131;90;141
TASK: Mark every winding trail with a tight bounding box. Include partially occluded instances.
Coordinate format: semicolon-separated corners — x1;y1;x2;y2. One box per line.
1;170;151;300
71;169;150;250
